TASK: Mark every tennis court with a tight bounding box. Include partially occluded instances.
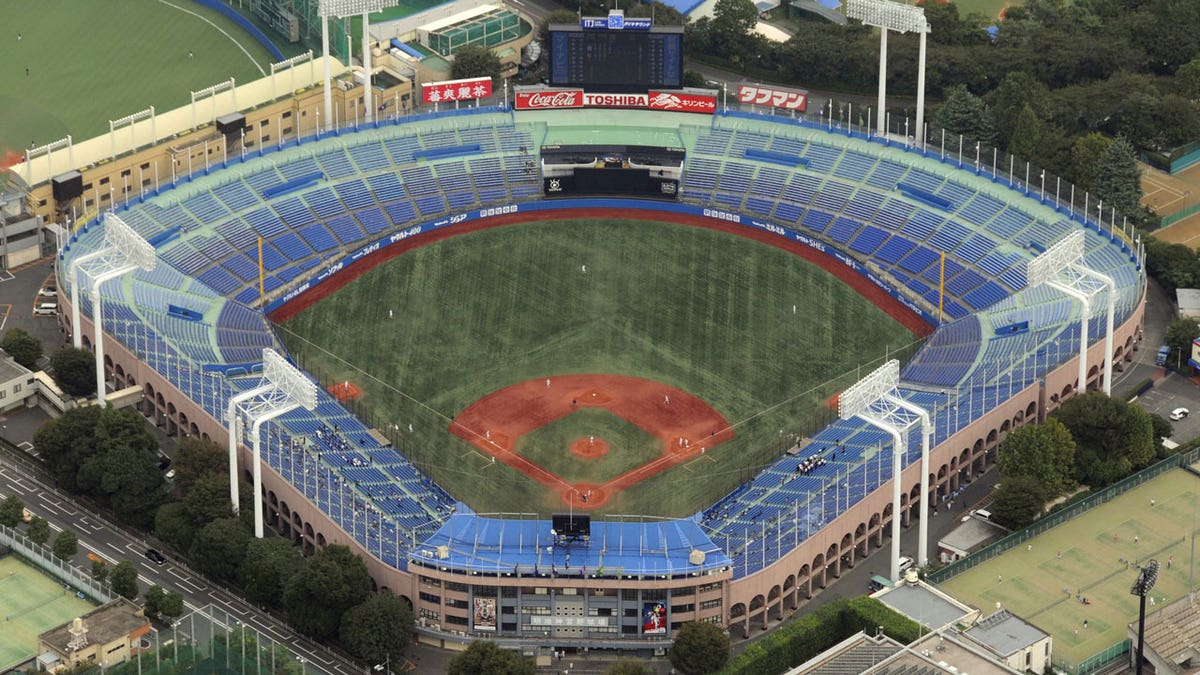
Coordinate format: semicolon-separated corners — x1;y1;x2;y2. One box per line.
0;555;95;671
939;469;1200;668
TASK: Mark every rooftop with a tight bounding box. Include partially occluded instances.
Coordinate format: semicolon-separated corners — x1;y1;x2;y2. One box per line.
877;580;974;630
874;631;1023;674
1177;288;1200;313
39;598;148;654
0;349;32;384
964;609;1049;658
1131;593;1200;670
939;515;1008;555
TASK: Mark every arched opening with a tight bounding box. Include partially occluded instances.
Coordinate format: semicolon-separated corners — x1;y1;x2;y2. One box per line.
767;585;782;620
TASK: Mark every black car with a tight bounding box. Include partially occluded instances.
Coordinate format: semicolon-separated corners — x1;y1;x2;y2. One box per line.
145;548;166;565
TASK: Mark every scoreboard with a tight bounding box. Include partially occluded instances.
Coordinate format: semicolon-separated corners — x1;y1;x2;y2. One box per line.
549;24;684;91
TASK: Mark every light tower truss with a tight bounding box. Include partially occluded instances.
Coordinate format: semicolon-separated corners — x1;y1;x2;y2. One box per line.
319;0;396;131
227;348;318;538
838;360;932;582
845;0;930;146
1026;230;1116;395
67;214;156;407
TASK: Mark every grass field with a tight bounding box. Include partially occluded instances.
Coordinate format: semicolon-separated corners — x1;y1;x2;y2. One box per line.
939;469;1200;668
277;218;919;517
518;409;662;484
0;0;278;155
0;555;95;672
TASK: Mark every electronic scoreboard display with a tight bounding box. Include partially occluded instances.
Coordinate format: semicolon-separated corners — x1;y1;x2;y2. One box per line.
549;25;684;91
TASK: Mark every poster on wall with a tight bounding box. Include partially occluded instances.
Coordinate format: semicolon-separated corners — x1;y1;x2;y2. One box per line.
473;597;497;631
642;602;666;635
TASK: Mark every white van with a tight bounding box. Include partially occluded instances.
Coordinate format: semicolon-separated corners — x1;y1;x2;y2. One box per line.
33;303;58;316
898;555;915;573
975;509;992;522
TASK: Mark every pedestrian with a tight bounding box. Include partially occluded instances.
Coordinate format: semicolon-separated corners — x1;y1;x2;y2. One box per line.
1083;620;1088;629
546;378;551;389
1150;499;1156;507
581;264;587;273
188;49;194;59
17;32;21;41
589;435;594;446
664;394;670;404
997;575;1002;583
25;67;29;77
389;309;393;318
1027;544;1032;551
408;423;413;432
1134;535;1139;543
571;399;577;407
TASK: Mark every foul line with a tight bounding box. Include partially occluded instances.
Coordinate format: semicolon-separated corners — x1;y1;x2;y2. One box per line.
155;0;268;76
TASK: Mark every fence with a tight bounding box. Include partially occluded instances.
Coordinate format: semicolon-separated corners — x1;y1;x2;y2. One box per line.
927;445;1200;584
0;523;112;603
1059;639;1131;675
1160;201;1200;227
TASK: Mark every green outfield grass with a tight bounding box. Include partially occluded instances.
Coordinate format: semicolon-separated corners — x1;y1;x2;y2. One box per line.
0;555;95;672
277;218;919;517
945;0;1013;20
939;469;1200;668
518;409;662;484
0;0;277;155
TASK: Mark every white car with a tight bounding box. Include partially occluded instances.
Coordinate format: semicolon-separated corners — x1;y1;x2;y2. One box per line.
38;286;57;298
1170;408;1189;421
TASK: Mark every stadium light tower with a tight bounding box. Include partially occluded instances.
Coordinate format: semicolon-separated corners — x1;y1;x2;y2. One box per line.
1026;230;1117;395
838;360;932;582
1131;559;1159;675
319;0;396;131
66;214;156;407
226;349;318;538
845;0;929;145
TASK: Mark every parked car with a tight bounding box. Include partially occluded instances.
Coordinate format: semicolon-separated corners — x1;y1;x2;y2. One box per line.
38;286;57;298
145;549;166;565
33;302;58;316
1170;407;1189;421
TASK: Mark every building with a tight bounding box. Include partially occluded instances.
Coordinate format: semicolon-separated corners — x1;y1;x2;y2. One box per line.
1125;593;1200;673
963;609;1053;674
0;347;37;414
1177;288;1200;319
37;597;150;672
873;571;978;631
937;512;1008;563
784;629;1025;674
0;182;46;269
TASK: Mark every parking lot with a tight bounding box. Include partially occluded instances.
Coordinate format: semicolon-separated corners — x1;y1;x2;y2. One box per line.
1132;371;1200;441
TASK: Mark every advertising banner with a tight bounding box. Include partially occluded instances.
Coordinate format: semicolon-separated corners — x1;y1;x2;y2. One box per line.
422;77;493;104
737;84;807;112
642;601;666;635
473;597;496;631
514;90;714;114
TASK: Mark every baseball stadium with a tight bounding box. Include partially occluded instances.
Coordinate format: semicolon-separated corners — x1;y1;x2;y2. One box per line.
19;30;1145;653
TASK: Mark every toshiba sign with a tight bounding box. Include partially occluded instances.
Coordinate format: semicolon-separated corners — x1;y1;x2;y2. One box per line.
737;84;807;112
515;89;715;114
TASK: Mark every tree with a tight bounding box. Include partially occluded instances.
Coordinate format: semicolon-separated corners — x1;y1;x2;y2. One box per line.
1;328;42;370
242;537;306;607
110;560;140;600
447;641;535;675
189;517;251;582
996;419;1076;497
1150;413;1175;455
669;621;730;675
1165;318;1200;370
989;475;1047;529
931;85;998;146
1070;133;1112;192
33;405;102;491
52;529;78;560
1090;135;1143;218
1054;392;1156;486
144;585;185;624
92;559;108;582
450;44;501;83
154;502;197;553
607;660;654;675
183;472;236;528
339;592;415;663
710;0;758;55
75;407;167;528
50;346;96;397
1177;57;1200;102
1144;237;1200;292
0;494;24;527
1008;104;1044;165
284;545;372;640
27;516;50;545
173;437;228;495
987;71;1051;145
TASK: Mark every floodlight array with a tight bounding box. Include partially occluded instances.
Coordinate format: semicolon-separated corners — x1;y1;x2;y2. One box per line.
1131;559;1159;596
1026;229;1084;287
845;0;927;33
103;214;157;272
319;0;393;17
838;360;900;420
262;348;319;412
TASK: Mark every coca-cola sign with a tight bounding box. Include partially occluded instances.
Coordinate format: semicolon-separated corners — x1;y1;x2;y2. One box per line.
737;84;807;111
515;89;715;114
515;90;585;109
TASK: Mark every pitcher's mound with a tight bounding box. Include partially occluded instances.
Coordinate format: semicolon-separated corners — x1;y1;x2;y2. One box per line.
570;436;610;460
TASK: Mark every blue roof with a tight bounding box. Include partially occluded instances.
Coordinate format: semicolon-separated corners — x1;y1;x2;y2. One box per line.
412;507;731;577
656;0;708;16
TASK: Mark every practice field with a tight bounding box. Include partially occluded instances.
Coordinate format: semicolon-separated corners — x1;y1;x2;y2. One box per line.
0;555;95;672
278;218;919;517
939;469;1200;668
0;0;277;155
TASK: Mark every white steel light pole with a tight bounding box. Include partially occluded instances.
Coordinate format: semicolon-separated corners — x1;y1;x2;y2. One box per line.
67;214;156;407
319;0;395;132
846;0;929;145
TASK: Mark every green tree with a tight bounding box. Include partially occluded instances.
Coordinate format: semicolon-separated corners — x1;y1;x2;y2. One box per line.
1177;57;1200;102
1150;413;1175;455
91;559;108;582
27;516;50;545
144;585;185;624
669;621;731;675
189;517;251;582
931;85;998;146
450;44;501;83
607;660;654;675
183;472;236;528
173;437;228;495
50;346;96;397
52;529;78;560
110;560;140;600
242;537;306;607
339;592;415;663
996;419;1076;497
1164;318;1200;369
1;327;42;370
1008;104;1044;165
710;0;758;55
33;405;102;491
0;494;24;527
1054;392;1156;486
987;71;1051;145
447;641;535;675
284;545;372;640
1070;133;1112;192
74;407;167;528
1144;237;1200;291
1090;135;1143;218
154;501;197;553
989;474;1047;528
144;584;169;618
